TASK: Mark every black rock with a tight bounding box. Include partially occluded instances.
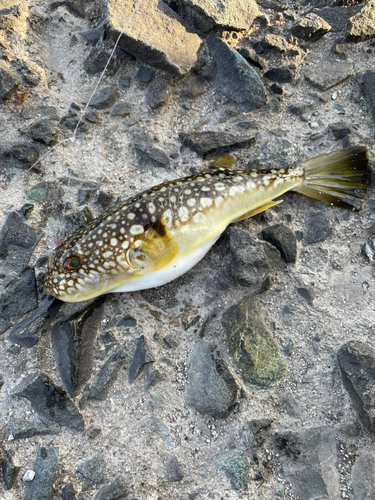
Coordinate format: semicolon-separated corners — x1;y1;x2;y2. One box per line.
84;48;118;76
2;450;20;490
0;212;42;278
118;76;131;90
29;119;59;146
88;344;127;400
179;131;255;158
62;483;76;500
297;287;315;305
363;70;375;125
270;83;283;94
132;126;170;170
206;35;267;112
76;453;106;490
115;48;135;61
7;417;60;440
289;102;314;121
52;299;105;396
12;372;84;430
262;224;297;263
330;121;356;140
117;314;137;328
128;335;154;383
158;455;183;484
237;47;266;70
337;340;375;433
7;144;39;165
84;110;101;123
111;102;132;117
0;60;21;99
351;453;375;500
24;447;59;500
264;66;293;83
136;65;154;83
291;13;331;41
89;86;119;109
94;475;129;500
145;77;171;109
304;211;332;245
79;22;106;44
184;341;237;418
21;203;35;219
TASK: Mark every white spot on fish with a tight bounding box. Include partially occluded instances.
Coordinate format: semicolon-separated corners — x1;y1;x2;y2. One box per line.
193;212;206;224
103;250;113;259
215;196;224;207
122;240;129;249
215;183;226;191
178;206;189;222
110;238;118;246
148;202;156;214
187;198;196;207
128;213;135;220
130;225;144;235
200;197;212;208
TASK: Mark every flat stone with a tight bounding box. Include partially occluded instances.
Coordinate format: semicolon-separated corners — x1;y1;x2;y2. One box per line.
351;453;375;500
263;34;291;52
206;35;267;112
0;59;21;99
304;211;332;245
262;224;297;263
89;86;119;109
184;341;237;418
337;340;375;433
364;70;375;125
145;77;171;109
0;212;42;278
109;0;202;76
83;48;119;76
1;450;20;490
264;66;293;83
249;137;303;169
136;65;154;83
118;75;130;90
289;102;314;121
111;102;131;117
218;456;249;490
24;447;59;500
158;455;183;484
76;453;106;490
88;343;127;400
221;296;285;388
117;314;137;328
28;119;59;146
7;144;39;165
330;121;356;140
132;127;170;170
7;417;59;440
312;6;358;33
128;335;154;383
94;475;129;500
12;372;84;430
304;61;353;91
180;130;255;158
291;13;331;41
21;106;59;121
346;0;375;42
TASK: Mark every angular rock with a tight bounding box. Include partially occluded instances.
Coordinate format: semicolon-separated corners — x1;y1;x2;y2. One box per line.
304;211;332;245
218;456;249;490
262;34;290;52
12;372;84;430
128;335;154;383
83;48;118;76
145;77;171;109
118;75;131;90
185;341;237;418
264;66;293;83
337;341;375;433
181;75;206;98
76;453;106;490
291;13;331;41
250;137;303;170
351;453;375;500
330;121;356;140
94;475;129;500
111;102;132;117
52;299;105;396
62;484;76;500
346;0;375;42
21;106;59;121
109;0;202;76
0;60;21;99
7;417;59;440
2;450;20;490
230;227;280;287
89;86;119;109
297;287;315;305
29;119;59;146
117;314;137;328
7;144;39;166
312;6;357;33
158;455;183;484
180;130;255;158
221;296;285;388
206;35;267;112
262;224;297;263
24;447;59;500
88;343;127;400
237;47;266;70
79;21;106;44
136;65;154;83
152;417;176;447
364;70;375;125
132;127;170;170
289;102;314;122
304;61;353;91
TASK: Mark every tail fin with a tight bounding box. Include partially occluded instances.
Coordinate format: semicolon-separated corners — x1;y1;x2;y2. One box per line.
293;145;369;211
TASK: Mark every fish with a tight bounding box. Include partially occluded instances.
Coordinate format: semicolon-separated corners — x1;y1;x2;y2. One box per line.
44;145;369;303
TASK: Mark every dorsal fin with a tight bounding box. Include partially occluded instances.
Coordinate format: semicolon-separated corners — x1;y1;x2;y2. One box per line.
208;156;236;169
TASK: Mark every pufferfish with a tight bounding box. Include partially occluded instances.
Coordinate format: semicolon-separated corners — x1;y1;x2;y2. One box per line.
44;145;369;303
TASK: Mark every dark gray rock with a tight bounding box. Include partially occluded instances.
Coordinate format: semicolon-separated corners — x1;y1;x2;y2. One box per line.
61;483;76;500
364;71;375;125
2;450;20;490
206;35;267;112
304;211;332;245
312;6;358;33
291;13;331;41
77;453;106;490
264;66;293;83
128;335;154;383
181;75;206;98
151;417;176;447
346;0;375;42
337;340;375;433
237;47;266;70
118;76;131;90
145;77;171;109
136;65;154;83
21;106;59;121
89;86;119;109
289;102;314;121
7;144;39;166
132;127;170;170
29;119;59;146
304;61;353;91
0;60;21;99
230;227;280;287
351;453;375;500
184;341;237;418
24;447;59;500
221;296;285;388
21;203;35;219
79;22;106;44
180;130;255;158
94;475;129;500
218;456;249;490
52;299;105;396
330;121;356;140
158;455;183;484
297;287;315;305
0;212;42;278
262;224;297;263
262;34;290;53
141;274;191;310
83;48;119;76
12;372;84;430
117;314;137;328
111;102;132;117
249;137;303;169
84;109;101;123
7;417;59;440
88;343;127;400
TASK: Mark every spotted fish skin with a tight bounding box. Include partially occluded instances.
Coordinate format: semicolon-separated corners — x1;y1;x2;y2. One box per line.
44;146;369;303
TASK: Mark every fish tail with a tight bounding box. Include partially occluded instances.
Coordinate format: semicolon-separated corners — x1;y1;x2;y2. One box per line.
293;145;369;211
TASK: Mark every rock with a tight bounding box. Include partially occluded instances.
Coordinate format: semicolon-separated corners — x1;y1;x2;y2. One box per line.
184;341;237;418
364;71;375;125
62;484;76;500
24;447;59;500
237;47;267;70
145;77;171;109
21;106;59;121
79;21;106;44
221;296;285;388
7;144;39;166
152;417;176;447
262;224;297;263
28;119;59;146
330;121;356;140
141;273;191;310
250;137;303;169
12;371;84;430
158;455;183;484
50;0;86;17
111;102;131;117
128;335;154;383
346;0;375;42
136;65;154;83
76;453;106;490
297;287;315;305
89;86;119;109
181;75;205;98
304;61;353;91
289;102;314;121
0;60;21;99
52;299;105;396
9;297;56;348
88;343;127;400
132;126;170;170
337;341;375;433
351;453;375;500
304;211;332;245
248;418;273;446
94;475;129;500
7;417;59;440
0;211;42;278
83;48;119;76
117;314;137;328
2;450;20;490
262;34;291;52
179;130;255;158
229;227;280;287
312;6;357;33
218;456;249;490
206;35;267;112
291;13;331;41
264;66;293;83
118;75;130;90
109;0;202;76
84;109;101;123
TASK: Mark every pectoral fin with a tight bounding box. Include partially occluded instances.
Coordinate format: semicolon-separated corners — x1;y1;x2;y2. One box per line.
137;224;178;271
233;199;283;222
208;156;236;169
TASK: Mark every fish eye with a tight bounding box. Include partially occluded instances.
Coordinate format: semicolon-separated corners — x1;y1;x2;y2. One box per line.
64;256;81;270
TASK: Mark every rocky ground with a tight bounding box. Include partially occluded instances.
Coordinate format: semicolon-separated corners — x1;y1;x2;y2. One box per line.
1;0;375;498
